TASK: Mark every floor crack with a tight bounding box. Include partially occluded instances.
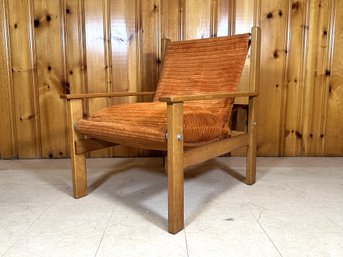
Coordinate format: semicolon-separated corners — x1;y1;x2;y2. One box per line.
183;229;190;257
231;186;284;257
94;178;127;257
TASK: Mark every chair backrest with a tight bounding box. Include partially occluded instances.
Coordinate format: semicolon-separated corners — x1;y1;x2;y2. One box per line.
153;33;250;124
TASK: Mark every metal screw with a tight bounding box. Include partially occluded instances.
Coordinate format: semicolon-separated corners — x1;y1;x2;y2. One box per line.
254;121;257;126
177;133;182;141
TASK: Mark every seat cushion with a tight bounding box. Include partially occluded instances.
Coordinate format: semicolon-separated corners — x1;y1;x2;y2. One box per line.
75;102;230;150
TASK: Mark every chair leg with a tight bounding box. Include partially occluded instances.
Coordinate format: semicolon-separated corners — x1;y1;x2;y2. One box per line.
246;98;257;185
67;99;87;198
167;102;184;234
71;151;87;198
246;142;256;185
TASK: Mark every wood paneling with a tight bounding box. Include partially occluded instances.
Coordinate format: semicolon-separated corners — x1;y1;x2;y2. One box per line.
34;0;68;158
302;0;336;156
184;0;211;39
109;0;140;157
0;0;16;158
0;0;342;158
84;0;110;157
8;0;41;158
257;0;288;156
282;0;308;156
325;0;343;155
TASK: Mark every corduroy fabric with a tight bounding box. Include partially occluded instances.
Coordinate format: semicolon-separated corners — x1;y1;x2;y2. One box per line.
154;33;250;124
76;102;229;150
76;34;249;150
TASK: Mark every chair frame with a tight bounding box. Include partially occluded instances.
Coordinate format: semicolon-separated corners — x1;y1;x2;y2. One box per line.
61;26;261;234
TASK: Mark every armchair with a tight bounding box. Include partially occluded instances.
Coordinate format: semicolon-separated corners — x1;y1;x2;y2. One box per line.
61;26;261;234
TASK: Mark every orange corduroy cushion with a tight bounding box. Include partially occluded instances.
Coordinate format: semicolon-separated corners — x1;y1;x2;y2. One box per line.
75;102;230;150
154;33;250;124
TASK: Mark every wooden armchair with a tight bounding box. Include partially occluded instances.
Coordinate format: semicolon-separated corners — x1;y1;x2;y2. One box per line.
61;26;261;234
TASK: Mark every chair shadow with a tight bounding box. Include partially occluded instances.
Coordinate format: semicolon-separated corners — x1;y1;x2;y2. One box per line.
88;159;169;230
88;158;247;232
215;160;246;183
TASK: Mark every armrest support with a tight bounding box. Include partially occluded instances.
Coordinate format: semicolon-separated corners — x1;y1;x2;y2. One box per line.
60;91;155;100
159;91;257;103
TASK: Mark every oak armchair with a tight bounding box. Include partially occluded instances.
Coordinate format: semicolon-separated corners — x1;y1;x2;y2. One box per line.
61;26;261;234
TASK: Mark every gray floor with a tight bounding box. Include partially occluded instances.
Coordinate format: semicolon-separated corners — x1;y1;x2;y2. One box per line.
0;157;342;257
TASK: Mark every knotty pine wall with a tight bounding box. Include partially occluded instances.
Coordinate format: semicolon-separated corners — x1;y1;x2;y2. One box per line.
0;0;342;159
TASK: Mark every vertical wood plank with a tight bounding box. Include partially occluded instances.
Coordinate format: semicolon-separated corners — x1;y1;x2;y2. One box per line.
65;0;86;95
33;0;68;158
140;0;160;93
282;0;308;156
235;0;254;96
0;0;16;158
210;0;218;37
136;0;161;157
302;0;333;156
235;0;253;34
8;0;41;158
257;0;288;156
110;0;141;157
184;0;211;39
161;0;181;40
84;0;109;157
324;0;342;155
64;0;87;157
216;0;229;37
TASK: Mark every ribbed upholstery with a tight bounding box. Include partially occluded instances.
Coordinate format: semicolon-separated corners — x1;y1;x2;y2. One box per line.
76;34;250;149
76;102;228;150
154;33;250;124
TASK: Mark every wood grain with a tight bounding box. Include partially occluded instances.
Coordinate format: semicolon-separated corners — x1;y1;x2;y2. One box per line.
84;0;109;157
257;0;288;156
235;0;253;101
167;102;184;234
183;133;249;168
216;0;229;37
184;0;211;39
161;0;181;40
246;25;261;184
1;0;342;158
324;0;343;155
75;138;116;155
302;0;333;156
141;0;160;94
110;0;141;157
282;0;307;156
65;0;86;95
67;99;87;198
60;91;155;99
34;0;68;158
0;0;16;158
8;0;41;158
159;92;257;103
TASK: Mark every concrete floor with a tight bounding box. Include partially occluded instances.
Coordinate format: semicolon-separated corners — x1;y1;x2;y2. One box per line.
0;157;342;257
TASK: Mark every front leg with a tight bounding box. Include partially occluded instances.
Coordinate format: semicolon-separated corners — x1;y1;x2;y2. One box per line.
67;99;87;198
167;102;184;234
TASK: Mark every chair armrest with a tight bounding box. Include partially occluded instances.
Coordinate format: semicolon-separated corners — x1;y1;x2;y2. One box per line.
60;91;155;100
159;91;258;103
